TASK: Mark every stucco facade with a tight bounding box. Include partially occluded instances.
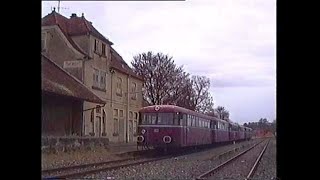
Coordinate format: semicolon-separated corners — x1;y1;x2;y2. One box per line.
42;11;144;143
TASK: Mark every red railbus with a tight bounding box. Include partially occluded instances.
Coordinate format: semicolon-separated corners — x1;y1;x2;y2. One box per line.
137;105;252;150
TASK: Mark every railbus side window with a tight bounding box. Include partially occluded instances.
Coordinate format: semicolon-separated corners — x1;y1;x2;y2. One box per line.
182;114;187;126
196;117;199;127
174;113;180;125
191;116;194;126
191;116;195;127
187;115;191;126
180;114;185;126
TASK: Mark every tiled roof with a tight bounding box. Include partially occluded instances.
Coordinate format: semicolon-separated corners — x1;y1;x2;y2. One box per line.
42;11;88;56
68;14;113;45
42;10;113;50
41;54;105;104
110;47;144;81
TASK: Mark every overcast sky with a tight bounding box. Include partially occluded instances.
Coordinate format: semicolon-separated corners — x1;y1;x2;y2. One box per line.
42;0;276;124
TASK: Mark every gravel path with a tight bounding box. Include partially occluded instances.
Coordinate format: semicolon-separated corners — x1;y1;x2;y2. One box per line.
82;139;262;180
251;138;276;180
207;139;269;180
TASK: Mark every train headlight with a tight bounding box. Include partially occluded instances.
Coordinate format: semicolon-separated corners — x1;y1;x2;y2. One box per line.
137;135;144;142
163;136;172;143
141;129;146;134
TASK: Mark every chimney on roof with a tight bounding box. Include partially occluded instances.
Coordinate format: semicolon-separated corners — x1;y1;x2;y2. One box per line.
82;13;84;18
70;13;77;18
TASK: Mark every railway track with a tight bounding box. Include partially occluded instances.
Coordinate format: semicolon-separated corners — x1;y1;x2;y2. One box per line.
195;138;270;180
42;140;262;179
245;139;270;180
42;147;162;179
42;155;171;179
41;143;217;179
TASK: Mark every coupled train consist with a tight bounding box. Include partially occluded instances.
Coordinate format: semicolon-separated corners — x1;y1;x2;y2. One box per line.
137;105;252;150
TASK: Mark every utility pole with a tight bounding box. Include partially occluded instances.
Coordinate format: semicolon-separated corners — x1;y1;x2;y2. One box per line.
58;0;61;13
51;0;69;13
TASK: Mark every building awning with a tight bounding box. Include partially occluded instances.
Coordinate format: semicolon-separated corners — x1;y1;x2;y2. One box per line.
41;54;105;104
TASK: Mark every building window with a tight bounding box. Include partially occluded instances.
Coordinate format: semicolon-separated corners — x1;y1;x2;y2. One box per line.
93;68;106;90
113;109;119;136
116;77;122;96
94;39;99;52
119;110;124;117
133;120;137;134
96;105;101;113
129;111;133;119
113;109;118;117
134;112;138;120
41;32;47;51
100;71;106;89
93;68;99;88
131;82;137;100
102;43;106;56
113;118;119;135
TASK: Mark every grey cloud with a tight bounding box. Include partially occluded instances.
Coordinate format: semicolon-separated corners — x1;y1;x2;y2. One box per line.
42;0;276;123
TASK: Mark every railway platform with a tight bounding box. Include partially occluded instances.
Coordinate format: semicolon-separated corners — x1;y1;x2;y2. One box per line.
108;142;138;154
108;142;153;156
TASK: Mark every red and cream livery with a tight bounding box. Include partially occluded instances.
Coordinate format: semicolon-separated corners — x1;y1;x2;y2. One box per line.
137;105;252;149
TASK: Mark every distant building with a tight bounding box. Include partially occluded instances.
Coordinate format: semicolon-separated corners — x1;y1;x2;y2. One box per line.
41;10;144;143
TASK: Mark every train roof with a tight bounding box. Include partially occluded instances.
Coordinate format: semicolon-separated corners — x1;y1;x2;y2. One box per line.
140;105;227;123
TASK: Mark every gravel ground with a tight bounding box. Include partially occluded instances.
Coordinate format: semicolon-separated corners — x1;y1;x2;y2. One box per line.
42;158;150;178
82;139;262;180
42;147;131;170
251;138;276;180
207;139;269;180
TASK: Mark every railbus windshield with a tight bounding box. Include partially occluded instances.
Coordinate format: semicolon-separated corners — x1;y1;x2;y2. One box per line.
140;112;180;125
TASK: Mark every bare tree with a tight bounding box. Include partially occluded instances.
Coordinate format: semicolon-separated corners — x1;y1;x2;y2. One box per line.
131;52;216;113
131;52;188;105
189;75;214;113
221;110;230;121
216;106;225;119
